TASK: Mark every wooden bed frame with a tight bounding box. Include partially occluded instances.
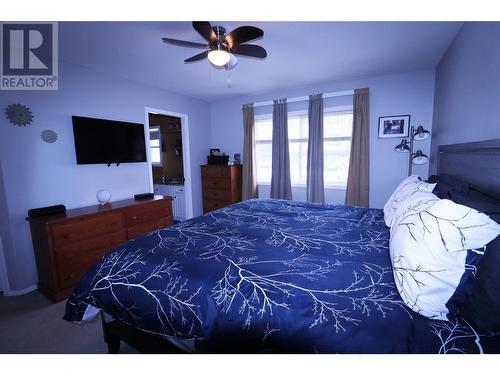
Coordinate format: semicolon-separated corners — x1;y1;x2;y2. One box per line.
100;138;500;354
101;313;185;354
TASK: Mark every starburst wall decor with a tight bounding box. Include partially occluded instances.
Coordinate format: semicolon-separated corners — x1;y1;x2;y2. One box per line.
5;104;34;126
41;129;58;144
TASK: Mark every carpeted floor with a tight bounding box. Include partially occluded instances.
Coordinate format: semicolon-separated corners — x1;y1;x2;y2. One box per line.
0;291;137;354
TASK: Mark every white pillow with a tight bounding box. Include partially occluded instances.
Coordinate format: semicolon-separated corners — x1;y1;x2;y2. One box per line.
389;192;500;320
383;175;436;226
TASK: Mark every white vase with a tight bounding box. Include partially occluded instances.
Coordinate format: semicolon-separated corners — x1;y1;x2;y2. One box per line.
96;190;111;206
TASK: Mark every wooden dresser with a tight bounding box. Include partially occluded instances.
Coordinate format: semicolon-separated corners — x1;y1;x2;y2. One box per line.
28;196;173;302
201;164;242;213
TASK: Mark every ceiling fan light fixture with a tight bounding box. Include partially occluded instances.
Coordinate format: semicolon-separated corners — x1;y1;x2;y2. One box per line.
208;50;231;66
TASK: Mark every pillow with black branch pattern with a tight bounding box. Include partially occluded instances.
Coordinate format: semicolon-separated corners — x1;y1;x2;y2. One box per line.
389;191;500;320
383;175;436;227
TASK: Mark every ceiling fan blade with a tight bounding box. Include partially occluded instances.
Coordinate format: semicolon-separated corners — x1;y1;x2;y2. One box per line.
184;50;209;63
225;26;263;49
192;21;216;42
162;38;208;48
232;44;267;59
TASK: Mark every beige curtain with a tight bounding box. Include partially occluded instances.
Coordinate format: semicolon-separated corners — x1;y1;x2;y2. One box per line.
306;94;324;203
270;99;292;200
345;88;370;207
242;104;257;200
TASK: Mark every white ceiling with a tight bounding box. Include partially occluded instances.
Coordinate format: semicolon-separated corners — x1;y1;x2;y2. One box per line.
59;22;462;102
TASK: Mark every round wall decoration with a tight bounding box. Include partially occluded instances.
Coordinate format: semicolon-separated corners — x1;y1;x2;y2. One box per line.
41;129;58;144
5;104;34;126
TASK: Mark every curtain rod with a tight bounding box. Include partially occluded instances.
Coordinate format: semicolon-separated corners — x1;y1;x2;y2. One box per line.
244;89;354;108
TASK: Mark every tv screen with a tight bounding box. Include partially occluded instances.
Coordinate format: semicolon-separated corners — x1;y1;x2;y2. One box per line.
72;116;146;165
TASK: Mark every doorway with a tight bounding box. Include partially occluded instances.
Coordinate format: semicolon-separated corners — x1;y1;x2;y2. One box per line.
144;107;193;220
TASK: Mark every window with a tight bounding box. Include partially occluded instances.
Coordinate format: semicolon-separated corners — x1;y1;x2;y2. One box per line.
288;114;309;184
254;109;353;187
323;111;353;186
255;118;273;183
149;127;162;166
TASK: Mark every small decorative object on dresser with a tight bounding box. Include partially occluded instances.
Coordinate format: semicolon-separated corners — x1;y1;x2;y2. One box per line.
207;154;230;165
96;189;111;206
201;164;242;213
210;148;221;156
27;196;173;301
134;192;155;200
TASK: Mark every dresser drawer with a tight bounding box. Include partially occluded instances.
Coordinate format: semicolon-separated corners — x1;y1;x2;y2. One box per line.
52;213;124;248
127;216;173;240
202;166;222;178
58;263;97;290
54;230;127;270
203;199;231;213
202;166;232;178
203;189;232;201
202;177;231;191
125;201;172;226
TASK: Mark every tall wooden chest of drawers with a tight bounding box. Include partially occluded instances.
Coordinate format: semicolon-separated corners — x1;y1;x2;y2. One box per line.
201;164;242;213
28;196;173;302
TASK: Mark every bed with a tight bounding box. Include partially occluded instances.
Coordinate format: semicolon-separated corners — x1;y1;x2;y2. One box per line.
64;140;500;354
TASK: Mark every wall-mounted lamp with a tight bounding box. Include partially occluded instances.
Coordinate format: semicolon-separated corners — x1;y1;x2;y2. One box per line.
394;125;431;176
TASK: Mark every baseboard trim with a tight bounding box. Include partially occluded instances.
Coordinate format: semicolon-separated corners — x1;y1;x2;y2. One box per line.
3;284;37;297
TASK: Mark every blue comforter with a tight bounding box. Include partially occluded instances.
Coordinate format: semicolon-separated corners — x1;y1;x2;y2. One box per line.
64;199;500;353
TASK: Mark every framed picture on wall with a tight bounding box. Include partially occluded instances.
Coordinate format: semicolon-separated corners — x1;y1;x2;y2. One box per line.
378;115;410;138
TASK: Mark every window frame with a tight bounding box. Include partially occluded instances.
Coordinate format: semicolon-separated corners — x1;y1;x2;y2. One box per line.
254;105;353;188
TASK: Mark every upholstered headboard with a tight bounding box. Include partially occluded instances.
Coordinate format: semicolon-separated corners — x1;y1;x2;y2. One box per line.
437;139;500;199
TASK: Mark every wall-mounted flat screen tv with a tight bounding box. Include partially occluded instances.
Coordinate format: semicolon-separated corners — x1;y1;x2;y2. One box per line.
72;116;147;165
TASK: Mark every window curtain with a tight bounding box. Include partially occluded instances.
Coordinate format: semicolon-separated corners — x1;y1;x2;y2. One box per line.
270;99;292;200
306;94;324;203
345;88;370;207
242;103;258;200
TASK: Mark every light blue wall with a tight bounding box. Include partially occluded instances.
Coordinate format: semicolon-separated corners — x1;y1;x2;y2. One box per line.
430;22;500;172
0;61;211;291
210;69;436;209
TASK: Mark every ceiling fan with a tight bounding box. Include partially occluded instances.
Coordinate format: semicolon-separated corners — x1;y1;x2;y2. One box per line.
162;21;267;70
